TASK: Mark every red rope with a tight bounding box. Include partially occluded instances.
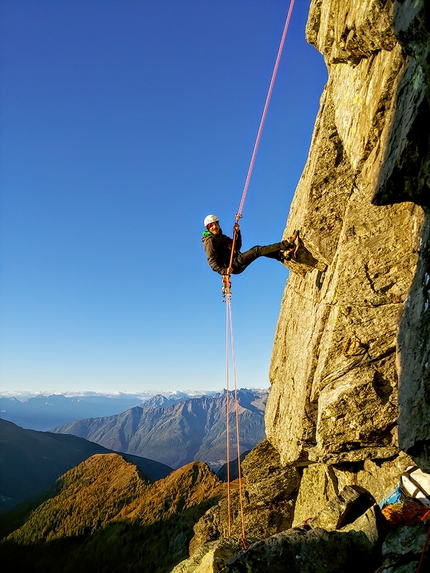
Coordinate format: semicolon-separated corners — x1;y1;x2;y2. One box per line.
224;295;247;545
228;298;247;546
225;300;232;536
416;526;430;573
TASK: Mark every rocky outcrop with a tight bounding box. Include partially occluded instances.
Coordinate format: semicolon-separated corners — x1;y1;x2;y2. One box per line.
371;0;430;207
171;538;246;573
304;484;376;531
292;451;415;527
266;0;430;471
380;521;430;572
189;440;300;552
179;474;429;572
221;527;377;573
397;212;430;471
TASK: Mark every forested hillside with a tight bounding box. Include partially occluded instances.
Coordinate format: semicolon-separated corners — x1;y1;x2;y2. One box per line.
0;418;171;512
1;454;224;573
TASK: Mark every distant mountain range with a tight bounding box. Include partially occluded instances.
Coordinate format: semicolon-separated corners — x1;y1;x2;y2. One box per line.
0;418;172;513
52;389;268;470
0;390;217;431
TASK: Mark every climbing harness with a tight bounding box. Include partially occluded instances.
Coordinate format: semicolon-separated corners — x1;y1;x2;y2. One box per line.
222;0;296;546
221;274;232;301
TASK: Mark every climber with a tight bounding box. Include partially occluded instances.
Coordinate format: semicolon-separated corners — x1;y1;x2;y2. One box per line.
202;214;299;276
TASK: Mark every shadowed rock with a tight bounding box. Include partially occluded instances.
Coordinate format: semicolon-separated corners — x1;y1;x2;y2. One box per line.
306;485;375;531
221;527;376;573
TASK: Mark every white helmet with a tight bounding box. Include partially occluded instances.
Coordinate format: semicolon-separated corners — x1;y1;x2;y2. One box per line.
204;214;219;227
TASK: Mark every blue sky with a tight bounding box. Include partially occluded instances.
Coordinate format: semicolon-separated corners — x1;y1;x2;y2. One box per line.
0;0;327;394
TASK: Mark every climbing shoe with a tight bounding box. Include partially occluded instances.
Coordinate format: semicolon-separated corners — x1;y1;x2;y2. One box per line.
289;230;300;257
282;250;293;261
280;230;300;261
280;239;294;250
222;274;231;295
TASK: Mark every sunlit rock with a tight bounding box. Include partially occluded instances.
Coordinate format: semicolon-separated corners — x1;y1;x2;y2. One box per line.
266;0;429;471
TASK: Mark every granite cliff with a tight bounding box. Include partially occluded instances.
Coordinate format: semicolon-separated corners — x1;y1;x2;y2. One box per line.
266;0;430;472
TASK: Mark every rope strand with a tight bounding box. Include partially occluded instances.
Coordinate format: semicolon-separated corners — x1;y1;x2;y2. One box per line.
227;0;296;277
225;300;232;536
237;0;295;219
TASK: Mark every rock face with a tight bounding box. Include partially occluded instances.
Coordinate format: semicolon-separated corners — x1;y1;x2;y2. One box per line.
380;521;430;572
397;208;430;470
171;538;245;573
291;451;415;527
265;0;430;471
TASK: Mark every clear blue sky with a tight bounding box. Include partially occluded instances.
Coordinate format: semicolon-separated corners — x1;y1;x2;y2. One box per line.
0;0;327;394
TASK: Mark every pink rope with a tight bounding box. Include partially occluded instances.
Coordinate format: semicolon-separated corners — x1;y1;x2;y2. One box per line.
236;0;296;220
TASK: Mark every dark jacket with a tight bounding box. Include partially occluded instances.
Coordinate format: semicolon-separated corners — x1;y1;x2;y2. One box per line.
202;228;242;275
